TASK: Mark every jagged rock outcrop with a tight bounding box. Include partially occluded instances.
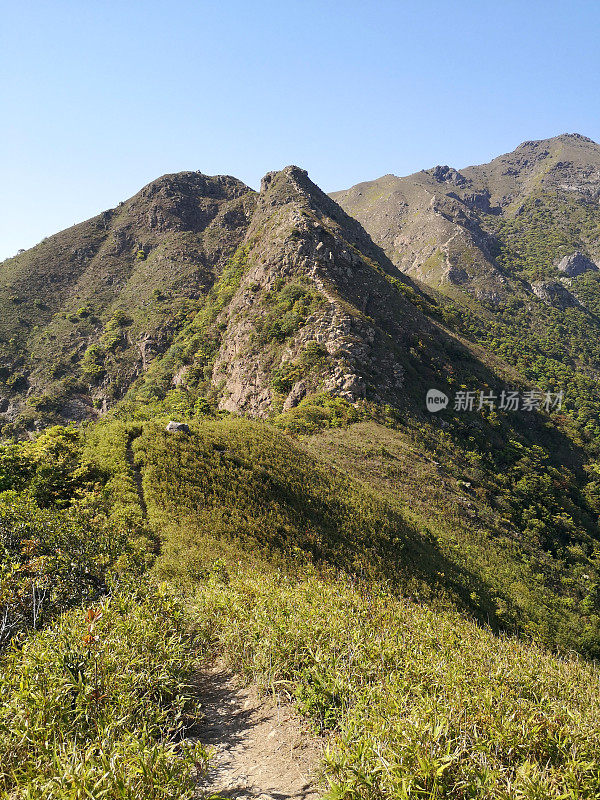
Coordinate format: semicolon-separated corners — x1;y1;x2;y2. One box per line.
208;166;429;417
429;165;469;186
531;280;579;309
557;251;598;277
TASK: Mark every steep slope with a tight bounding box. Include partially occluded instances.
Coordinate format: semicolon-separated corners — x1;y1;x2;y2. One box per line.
0;172;256;431
331;168;512;304
332;133;600;296
201;166;431;415
333;134;600;453
462;133;600;209
124;164;509;420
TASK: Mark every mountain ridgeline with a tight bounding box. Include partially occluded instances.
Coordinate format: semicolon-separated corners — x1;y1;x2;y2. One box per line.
7;135;600;798
4;136;600;658
1;134;599;434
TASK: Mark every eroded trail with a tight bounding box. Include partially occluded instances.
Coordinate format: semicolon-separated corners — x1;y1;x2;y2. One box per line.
194;662;323;800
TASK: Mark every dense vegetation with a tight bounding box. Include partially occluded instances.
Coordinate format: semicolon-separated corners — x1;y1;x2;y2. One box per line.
194;570;600;800
0;586;206;799
2;413;600;798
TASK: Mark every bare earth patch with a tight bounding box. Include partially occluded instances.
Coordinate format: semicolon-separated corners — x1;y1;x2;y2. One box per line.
194;661;324;800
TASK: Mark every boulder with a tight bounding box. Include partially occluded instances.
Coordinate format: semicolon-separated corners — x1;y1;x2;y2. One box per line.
166;421;190;434
557;251;598;277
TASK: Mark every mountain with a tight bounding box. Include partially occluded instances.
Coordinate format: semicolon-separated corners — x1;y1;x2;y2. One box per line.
0;172;256;427
332;134;600;300
2;147;600;652
6;141;600;797
333;134;600;452
0;162;518;432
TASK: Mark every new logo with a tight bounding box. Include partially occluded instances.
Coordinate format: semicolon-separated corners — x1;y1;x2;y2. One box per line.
426;389;449;412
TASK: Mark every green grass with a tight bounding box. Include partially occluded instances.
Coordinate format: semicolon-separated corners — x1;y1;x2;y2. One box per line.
126;414;600;656
0;583;207;799
3;413;600;798
190;568;600;799
133;417;510;624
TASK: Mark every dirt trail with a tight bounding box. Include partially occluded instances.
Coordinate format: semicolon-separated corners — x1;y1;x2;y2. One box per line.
194;662;324;800
125;433;147;520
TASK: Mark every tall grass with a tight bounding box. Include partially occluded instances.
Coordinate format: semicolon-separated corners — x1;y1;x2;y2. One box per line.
0;583;207;799
192;568;600;800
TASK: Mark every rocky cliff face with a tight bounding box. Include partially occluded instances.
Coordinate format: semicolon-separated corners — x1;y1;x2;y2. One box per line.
207;166;430;416
331;134;600;306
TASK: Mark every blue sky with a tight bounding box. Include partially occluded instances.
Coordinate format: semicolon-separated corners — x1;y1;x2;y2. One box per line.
1;0;599;260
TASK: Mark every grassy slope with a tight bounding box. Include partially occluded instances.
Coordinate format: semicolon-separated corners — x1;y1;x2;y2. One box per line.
133;418;491;614
302;420;600;653
4;417;600;798
193;571;600;800
123;415;600;798
79;413;596;655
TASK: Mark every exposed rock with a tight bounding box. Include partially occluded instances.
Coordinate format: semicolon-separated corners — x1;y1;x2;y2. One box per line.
283;380;308;411
430;166;469;186
557;251;598;277
209;165;421;417
166;421;190;433
531;281;579;309
461;190;493;213
322;370;366;401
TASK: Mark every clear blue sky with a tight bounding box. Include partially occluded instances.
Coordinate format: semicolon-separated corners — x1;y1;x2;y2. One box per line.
2;0;599;260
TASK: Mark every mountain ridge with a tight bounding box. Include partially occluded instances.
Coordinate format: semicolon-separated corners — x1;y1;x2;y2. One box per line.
3;134;600;436
7;137;600;797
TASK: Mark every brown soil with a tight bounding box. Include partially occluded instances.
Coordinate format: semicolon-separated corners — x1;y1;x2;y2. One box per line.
194;662;324;799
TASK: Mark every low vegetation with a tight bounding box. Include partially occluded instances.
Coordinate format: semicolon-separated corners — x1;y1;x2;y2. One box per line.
0;584;207;799
193;569;600;800
2;413;600;798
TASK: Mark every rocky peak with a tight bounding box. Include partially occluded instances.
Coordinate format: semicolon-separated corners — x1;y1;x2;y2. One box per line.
138;171;250;202
204;167;436;417
260;165;310;194
254;166;391;271
515;133;598;152
556;133;597;144
127;171;253;234
429;165;469;186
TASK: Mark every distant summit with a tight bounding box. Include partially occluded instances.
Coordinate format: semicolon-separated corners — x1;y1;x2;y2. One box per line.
332;132;600;301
